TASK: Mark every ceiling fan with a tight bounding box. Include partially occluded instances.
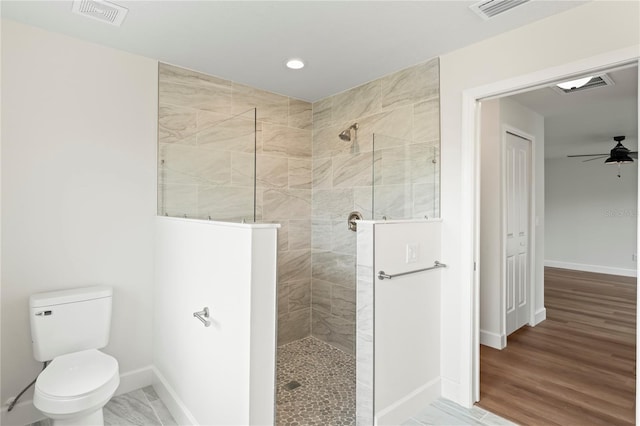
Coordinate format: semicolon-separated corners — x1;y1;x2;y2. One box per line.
567;136;637;177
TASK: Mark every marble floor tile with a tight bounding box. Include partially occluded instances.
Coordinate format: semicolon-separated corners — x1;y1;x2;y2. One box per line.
403;398;517;426
31;387;176;426
104;389;162;426
150;399;178;426
142;385;160;402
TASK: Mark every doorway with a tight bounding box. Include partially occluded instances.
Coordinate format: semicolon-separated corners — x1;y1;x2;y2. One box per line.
467;57;640;421
476;65;638;424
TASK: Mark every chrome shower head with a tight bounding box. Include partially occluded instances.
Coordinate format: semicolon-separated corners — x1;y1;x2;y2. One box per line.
339;123;359;142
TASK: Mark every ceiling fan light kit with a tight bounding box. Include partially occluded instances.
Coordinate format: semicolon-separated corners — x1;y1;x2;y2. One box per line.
567;135;636;178
604;136;634;165
604;136;634;178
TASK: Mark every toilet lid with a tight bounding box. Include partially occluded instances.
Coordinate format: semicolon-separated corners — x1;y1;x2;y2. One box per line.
36;349;119;398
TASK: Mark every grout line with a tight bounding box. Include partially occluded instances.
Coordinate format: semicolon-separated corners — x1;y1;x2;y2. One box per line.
141;390;164;426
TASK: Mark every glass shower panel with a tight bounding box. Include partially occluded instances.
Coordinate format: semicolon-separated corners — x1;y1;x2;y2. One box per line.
372;133;440;220
158;108;257;222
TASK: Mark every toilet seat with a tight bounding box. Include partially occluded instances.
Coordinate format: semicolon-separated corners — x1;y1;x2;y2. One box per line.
34;349;119;418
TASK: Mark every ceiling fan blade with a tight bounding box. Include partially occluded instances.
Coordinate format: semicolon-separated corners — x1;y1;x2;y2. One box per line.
567;153;608;158
582;156;608;162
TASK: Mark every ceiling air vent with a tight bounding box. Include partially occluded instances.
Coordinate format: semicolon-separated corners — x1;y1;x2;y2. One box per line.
552;74;615;95
72;0;128;26
470;0;530;20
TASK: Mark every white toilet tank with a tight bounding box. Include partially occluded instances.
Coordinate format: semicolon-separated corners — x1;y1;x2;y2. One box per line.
30;286;113;362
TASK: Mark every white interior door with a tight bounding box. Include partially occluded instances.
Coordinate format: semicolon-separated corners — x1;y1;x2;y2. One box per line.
505;131;531;336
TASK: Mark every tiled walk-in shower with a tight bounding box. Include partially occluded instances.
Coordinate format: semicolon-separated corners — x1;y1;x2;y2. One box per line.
276;337;355;426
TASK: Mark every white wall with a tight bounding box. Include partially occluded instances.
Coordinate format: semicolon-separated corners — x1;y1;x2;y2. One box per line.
1;19;158;424
440;0;640;406
371;221;441;425
153;217;278;426
545;153;638;276
479;98;545;348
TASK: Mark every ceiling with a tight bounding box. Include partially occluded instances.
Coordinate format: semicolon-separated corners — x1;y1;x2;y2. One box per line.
509;65;638;159
1;0;587;102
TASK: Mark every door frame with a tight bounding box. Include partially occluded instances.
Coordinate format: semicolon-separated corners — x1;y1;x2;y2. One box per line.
462;47;640;413
501;127;536;336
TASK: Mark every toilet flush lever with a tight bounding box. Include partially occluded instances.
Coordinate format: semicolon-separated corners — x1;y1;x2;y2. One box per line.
193;307;211;327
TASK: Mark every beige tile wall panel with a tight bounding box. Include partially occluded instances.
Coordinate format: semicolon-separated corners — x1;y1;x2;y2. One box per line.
332;152;373;188
256;155;289;189
311;219;332;251
160;143;231;186
310;57;440;354
288;159;312;190
288;278;312;312
311;279;332;313
278;249;312;284
331;285;357;322
331;220;356;255
332;80;382;124
312;97;332;131
278;308;311;345
312;158;332;190
311;251;356;289
288;220;312;250
413;98;441;143
197;186;254;221
231;82;289;126
158;104;198;144
262;123;312;159
311;308;355;353
289;98;313;130
230;152;254;187
312;188;355;221
197;116;255;153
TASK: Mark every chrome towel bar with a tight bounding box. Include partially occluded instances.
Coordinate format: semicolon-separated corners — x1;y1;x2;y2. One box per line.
378;261;446;280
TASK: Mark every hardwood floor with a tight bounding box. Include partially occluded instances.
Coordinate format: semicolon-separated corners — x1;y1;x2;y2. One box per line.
477;267;636;426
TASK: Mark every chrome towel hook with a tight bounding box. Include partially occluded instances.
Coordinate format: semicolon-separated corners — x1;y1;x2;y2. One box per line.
193;307;211;327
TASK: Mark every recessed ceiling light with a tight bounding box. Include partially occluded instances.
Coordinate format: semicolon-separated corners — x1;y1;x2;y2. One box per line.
556;76;593;90
286;59;305;70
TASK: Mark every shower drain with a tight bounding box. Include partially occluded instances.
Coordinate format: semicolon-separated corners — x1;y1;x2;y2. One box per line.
284;380;301;391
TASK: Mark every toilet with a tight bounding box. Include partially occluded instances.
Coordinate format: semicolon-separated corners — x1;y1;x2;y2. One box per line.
29;286;120;426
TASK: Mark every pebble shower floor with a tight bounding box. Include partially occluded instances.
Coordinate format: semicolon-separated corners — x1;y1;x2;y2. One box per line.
276;336;356;426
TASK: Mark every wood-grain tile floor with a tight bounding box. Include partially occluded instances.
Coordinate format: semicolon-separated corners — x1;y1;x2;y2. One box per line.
30;386;177;426
477;267;636;426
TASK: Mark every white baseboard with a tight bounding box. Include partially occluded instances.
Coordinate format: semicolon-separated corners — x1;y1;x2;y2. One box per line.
533;308;546;326
479;329;506;349
117;365;155;396
0;366;155;426
375;377;440;426
151;366;198;426
1;398;42;426
545;260;637;277
439;377;459;404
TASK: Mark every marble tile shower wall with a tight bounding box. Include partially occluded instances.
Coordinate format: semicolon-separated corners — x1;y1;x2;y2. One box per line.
157;63;313;345
310;58;440;354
